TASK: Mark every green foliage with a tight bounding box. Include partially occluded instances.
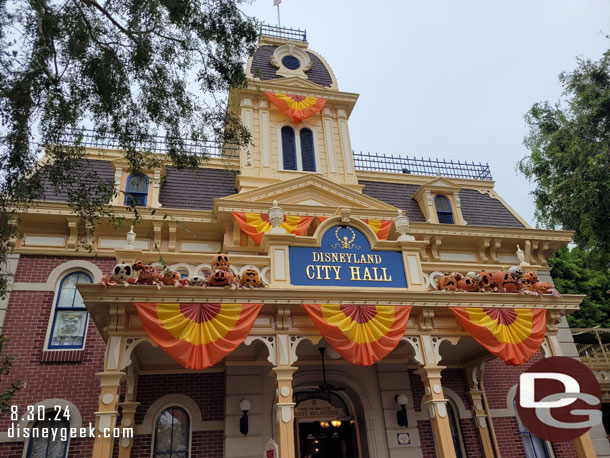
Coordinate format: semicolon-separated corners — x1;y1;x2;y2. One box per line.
0;335;22;415
519;50;610;268
549;247;610;328
0;0;258;297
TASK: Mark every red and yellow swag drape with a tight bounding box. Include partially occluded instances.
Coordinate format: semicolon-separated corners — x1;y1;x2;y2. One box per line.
451;307;546;366
317;217;393;240
134;302;263;369
265;92;327;123
303;304;412;366
232;212;314;246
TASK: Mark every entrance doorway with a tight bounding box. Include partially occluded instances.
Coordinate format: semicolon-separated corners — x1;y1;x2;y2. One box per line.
294;392;362;458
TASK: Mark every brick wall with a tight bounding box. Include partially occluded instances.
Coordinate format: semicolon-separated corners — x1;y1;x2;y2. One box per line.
0;255;114;456
13;255;114;282
132;373;225;457
135;372;225;424
483;354;543;409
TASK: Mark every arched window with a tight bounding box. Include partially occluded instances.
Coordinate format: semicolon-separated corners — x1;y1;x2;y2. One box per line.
124;174;149;206
153;406;190;458
300;128;316;172
446;400;466;458
25;411;70;458
514;400;552;458
48;272;93;349
434;195;454;224
281;126;297;171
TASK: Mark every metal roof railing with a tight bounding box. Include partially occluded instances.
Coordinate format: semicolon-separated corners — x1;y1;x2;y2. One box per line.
353;151;493;180
259;24;307;42
53;128;239;159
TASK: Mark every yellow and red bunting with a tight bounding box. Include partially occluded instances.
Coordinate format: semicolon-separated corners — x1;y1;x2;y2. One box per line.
361;219;393;241
134;302;263;369
450;307;546;366
265;92;327;123
317;217;392;240
303;304;412;366
232;212;314;246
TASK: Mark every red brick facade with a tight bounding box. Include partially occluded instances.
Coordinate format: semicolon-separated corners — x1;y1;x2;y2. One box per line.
0;255;581;457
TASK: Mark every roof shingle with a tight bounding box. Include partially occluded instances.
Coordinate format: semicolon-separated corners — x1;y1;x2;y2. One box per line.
250;45;333;88
159;167;237;210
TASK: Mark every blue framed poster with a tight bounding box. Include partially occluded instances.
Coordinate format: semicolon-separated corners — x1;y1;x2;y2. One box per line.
289;225;407;288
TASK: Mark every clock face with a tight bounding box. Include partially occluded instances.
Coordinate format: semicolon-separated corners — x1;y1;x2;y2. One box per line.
282;55;301;70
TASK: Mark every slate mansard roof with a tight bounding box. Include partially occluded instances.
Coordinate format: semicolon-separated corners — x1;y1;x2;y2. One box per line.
158;167;237;210
359;180;525;228
39;160;523;228
42;159;115;202
250;45;333;88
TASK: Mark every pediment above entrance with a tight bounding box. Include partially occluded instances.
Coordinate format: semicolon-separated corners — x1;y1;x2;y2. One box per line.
216;174;397;212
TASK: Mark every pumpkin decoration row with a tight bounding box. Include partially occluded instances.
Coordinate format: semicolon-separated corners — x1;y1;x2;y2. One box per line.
435;266;560;296
101;253;265;289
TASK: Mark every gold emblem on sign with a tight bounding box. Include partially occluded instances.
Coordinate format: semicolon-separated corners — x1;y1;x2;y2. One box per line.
331;227;360;250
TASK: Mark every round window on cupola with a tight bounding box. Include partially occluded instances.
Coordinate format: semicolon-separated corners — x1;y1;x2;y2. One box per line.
282;55;301;70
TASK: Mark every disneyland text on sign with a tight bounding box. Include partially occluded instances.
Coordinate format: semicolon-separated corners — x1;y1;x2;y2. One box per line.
289;225;407;288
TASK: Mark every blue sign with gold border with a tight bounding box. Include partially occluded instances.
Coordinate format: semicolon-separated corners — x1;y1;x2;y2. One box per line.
289;225;407;288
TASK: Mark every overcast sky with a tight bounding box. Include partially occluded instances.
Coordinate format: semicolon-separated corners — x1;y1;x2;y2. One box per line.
240;0;610;227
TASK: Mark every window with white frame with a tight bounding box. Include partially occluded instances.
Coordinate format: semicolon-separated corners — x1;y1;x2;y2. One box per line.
47;271;93;349
153;406;190;458
25;410;70;458
281;126;317;172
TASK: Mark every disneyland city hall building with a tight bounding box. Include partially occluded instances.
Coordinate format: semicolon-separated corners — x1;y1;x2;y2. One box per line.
1;26;609;458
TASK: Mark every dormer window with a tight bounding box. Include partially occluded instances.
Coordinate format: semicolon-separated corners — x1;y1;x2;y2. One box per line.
434;195;454;224
281;126;317;173
125;174;149;206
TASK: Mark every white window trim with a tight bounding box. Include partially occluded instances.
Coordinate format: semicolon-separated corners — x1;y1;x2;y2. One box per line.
18;399;83;458
43;268;94;352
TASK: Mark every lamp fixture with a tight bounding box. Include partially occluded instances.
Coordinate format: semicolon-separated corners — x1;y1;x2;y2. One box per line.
239;399;251;435
395;394;409;428
331;420;342;427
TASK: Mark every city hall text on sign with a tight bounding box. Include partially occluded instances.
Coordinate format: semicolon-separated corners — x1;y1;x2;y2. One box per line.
289;225;407;288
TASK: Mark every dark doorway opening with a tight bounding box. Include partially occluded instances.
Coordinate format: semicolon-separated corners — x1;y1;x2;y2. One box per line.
297;419;361;458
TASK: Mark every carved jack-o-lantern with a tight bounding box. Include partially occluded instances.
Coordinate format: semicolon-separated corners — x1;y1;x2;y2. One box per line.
533;281;553;294
492;271;519;293
212;253;230;271
161;271;180;286
208;269;234;287
112;263;135;283
457;277;479;292
520;276;534;291
524;271;539;285
438;274;458;291
241;268;260;287
479;271;494;291
132;261;160;285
